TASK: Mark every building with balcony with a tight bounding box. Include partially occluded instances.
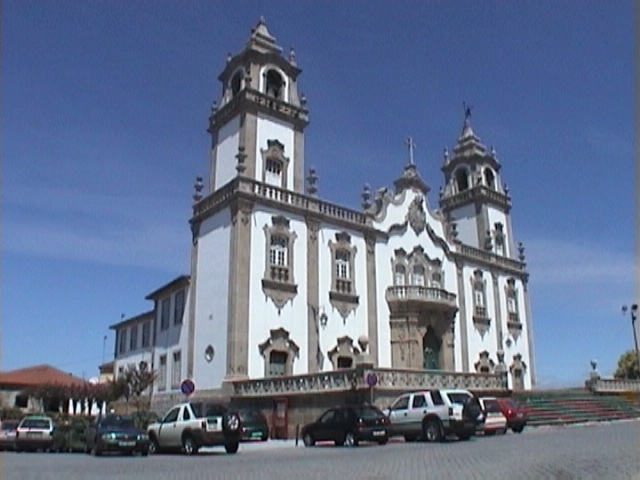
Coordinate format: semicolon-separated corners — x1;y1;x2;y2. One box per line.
109;19;536;402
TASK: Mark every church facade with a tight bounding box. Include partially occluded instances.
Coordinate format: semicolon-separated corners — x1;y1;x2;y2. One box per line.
110;19;536;397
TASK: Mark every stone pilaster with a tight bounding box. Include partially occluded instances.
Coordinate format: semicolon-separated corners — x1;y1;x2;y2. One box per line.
365;234;379;365
186;225;200;378
226;198;254;379
306;216;321;372
456;261;470;371
293;129;305;193
491;271;504;354
523;278;537;387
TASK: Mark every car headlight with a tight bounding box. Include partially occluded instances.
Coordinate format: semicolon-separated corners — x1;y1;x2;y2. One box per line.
101;433;117;440
226;414;240;431
137;433;148;441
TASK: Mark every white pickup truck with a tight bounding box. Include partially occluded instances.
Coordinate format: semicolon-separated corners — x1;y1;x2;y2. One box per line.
147;402;241;455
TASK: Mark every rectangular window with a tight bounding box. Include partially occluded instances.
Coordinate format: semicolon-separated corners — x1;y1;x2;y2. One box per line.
335;250;350;279
268;351;287;377
160;298;170;330
141;321;151;348
158;355;167;391
474;289;484;307
119;329;127;355
507;295;518;314
129;325;138;351
174;290;185;325
269;236;288;266
411;266;425;287
171;351;182;389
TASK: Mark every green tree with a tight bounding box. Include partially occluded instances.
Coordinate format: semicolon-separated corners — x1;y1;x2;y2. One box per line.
115;362;157;413
614;350;640;380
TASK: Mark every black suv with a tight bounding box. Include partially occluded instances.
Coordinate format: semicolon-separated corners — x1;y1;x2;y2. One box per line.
301;405;390;447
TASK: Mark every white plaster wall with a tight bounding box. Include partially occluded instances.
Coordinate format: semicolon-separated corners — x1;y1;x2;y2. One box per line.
497;274;532;389
461;265;498;371
449;203;478;248
214;116;241;191
255;114;295;188
192;210;231;390
247;207;308;378
316;226;369;371
487;208;511;258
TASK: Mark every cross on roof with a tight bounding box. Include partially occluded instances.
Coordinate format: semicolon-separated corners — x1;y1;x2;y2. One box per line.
406;136;416;165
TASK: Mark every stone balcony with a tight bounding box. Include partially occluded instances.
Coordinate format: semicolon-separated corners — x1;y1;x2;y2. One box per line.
385;285;458;314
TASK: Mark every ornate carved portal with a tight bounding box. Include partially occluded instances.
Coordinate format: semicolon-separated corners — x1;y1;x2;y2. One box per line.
389;310;456;371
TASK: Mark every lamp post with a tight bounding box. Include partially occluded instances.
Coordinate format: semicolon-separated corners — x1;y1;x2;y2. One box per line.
621;304;640;378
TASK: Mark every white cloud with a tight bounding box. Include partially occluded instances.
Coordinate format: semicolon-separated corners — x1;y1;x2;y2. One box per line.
525;238;633;285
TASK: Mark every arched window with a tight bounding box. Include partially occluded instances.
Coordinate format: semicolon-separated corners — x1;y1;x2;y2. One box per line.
394;264;406;286
265;69;284;100
268;351;288;376
431;271;442;289
455;168;469;192
423;327;441;370
484;168;495;189
411;265;425;287
230;71;243;97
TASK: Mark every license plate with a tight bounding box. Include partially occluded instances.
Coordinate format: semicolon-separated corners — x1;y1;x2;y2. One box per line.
251;432;262;438
27;432;42;437
119;441;136;447
372;430;385;437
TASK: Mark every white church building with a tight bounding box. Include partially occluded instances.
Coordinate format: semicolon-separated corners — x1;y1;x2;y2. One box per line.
109;19;536;399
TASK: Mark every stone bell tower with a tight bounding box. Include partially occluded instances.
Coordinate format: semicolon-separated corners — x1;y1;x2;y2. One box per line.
439;105;515;258
207;17;309;195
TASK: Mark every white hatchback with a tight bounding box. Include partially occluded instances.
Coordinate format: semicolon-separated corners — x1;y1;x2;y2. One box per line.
477;397;507;436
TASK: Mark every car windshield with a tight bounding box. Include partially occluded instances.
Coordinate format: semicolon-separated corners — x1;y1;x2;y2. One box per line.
483;400;501;413
354;407;385;420
20;418;51;429
446;392;471;405
100;416;136;429
239;410;263;421
191;403;227;418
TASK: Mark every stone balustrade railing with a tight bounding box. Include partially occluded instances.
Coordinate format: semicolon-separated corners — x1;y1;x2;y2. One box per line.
457;244;524;272
385;285;457;306
587;377;640;393
231;366;506;397
192;177;369;227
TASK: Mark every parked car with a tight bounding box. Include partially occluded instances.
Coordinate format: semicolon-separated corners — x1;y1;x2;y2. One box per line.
301;405;390;447
476;397;507;436
147;402;241;455
0;419;19;451
238;409;269;441
384;389;485;442
496;397;528;433
14;415;55;452
85;414;149;456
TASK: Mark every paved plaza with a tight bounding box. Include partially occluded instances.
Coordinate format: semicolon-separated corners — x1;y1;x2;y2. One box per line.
2;420;639;480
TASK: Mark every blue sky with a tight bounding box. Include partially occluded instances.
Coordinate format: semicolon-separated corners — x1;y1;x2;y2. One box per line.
3;1;635;387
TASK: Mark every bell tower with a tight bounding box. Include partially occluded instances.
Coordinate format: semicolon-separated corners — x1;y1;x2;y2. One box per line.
207;17;309;193
439;106;515;257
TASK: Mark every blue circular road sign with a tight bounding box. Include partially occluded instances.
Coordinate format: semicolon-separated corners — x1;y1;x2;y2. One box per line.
180;379;196;396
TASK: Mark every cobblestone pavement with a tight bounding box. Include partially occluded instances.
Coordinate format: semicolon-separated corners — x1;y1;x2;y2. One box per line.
2;420;639;480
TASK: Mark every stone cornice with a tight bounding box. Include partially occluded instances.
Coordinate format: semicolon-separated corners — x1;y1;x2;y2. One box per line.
453;243;527;278
209;88;309;133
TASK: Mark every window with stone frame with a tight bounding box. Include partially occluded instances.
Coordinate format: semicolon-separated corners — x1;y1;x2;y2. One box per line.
260;139;290;189
157;354;167;391
328;232;359;320
328;336;359;370
455;167;470;193
471;269;491;337
493;222;506;256
430;271;443;289
262;216;297;311
505;277;523;341
411;264;426;287
259;328;299;377
129;325;138;351
394;263;407;286
264;68;284;100
230;69;244;97
174;289;185;325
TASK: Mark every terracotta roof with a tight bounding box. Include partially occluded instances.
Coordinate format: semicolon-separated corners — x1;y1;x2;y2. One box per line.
0;364;87;388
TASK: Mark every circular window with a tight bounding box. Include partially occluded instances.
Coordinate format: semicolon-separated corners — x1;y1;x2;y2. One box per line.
205;345;215;362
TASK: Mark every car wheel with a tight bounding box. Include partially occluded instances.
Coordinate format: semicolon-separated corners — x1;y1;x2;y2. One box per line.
422;420;442;443
404;434;418;442
148;436;159;454
140;448;148;457
485;430;496;436
344;432;358;447
182;435;198;455
302;432;315;447
224;441;239;454
378;437;389;445
512;426;524;434
457;432;472;441
91;443;102;457
463;396;484;424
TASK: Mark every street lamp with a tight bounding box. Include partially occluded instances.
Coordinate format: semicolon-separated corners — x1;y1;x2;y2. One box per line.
621;304;640;377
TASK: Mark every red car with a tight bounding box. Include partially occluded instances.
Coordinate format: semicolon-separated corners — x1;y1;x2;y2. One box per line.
496;398;528;433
